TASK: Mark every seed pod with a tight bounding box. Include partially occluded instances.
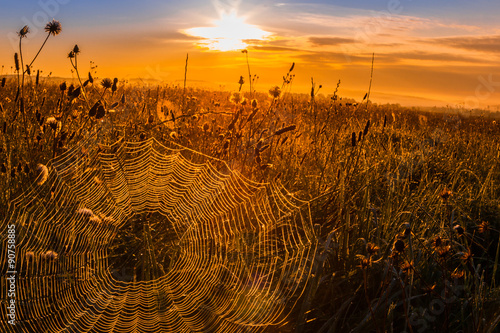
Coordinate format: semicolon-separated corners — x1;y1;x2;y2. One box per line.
95;104;106;119
26;65;31;75
120;93;125;104
363;119;370;136
110;102;119;109
14;53;20;71
274;124;296;136
383;115;387;128
60;82;67;91
71;86;81;100
351;132;356;147
36;70;40;85
89;101;100;117
394;239;405;253
88;72;93;84
1;77;6;87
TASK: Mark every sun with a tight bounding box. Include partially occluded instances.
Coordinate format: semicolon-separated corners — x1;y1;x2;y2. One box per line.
184;10;271;52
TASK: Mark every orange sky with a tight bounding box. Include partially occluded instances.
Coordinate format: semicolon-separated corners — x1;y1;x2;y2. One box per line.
2;0;500;109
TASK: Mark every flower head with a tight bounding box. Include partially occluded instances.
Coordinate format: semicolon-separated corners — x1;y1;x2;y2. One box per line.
45;19;62;36
18;25;30;38
101;78;113;89
268;86;281;99
229;92;242;104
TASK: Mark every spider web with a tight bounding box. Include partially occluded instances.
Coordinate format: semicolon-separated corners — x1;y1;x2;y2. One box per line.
1;135;317;332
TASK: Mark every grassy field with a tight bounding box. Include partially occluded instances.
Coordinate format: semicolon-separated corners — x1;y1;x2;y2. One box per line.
2;36;500;332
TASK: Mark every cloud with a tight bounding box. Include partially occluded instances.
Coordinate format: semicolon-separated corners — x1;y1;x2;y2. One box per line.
379;51;489;64
426;35;500;53
252;45;302;52
309;37;356;46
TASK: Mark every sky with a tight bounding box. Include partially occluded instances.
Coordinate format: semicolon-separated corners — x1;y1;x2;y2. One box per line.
1;0;500;108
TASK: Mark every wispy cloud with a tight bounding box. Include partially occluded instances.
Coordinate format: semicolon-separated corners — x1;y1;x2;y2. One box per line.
425;35;500;53
309;37;356;46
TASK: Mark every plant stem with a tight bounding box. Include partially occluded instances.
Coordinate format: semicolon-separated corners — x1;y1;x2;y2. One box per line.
26;33;50;72
245;51;252;96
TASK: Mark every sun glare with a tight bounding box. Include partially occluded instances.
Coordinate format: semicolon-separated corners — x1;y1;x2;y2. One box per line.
184;11;271;51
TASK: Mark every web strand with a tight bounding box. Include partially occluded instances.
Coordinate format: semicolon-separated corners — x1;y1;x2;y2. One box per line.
1;137;317;332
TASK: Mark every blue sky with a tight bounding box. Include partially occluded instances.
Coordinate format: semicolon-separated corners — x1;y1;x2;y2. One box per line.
1;0;500;107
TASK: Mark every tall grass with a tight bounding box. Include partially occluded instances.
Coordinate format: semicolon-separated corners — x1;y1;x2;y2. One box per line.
1;21;500;332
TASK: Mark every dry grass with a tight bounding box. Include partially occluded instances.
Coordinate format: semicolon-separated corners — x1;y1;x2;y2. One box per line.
1;21;500;332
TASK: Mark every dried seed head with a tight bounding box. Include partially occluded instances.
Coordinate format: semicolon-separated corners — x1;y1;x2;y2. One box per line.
393;239;405;253
453;224;464;236
101;78;112;89
18;25;30;38
45;19;62;36
229;92;242;104
268;86;281;99
36;164;49;186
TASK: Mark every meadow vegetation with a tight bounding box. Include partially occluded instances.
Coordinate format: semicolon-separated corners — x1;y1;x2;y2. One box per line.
1;22;500;332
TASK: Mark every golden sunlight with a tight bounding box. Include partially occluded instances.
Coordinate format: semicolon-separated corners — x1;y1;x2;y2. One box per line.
184;10;271;51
